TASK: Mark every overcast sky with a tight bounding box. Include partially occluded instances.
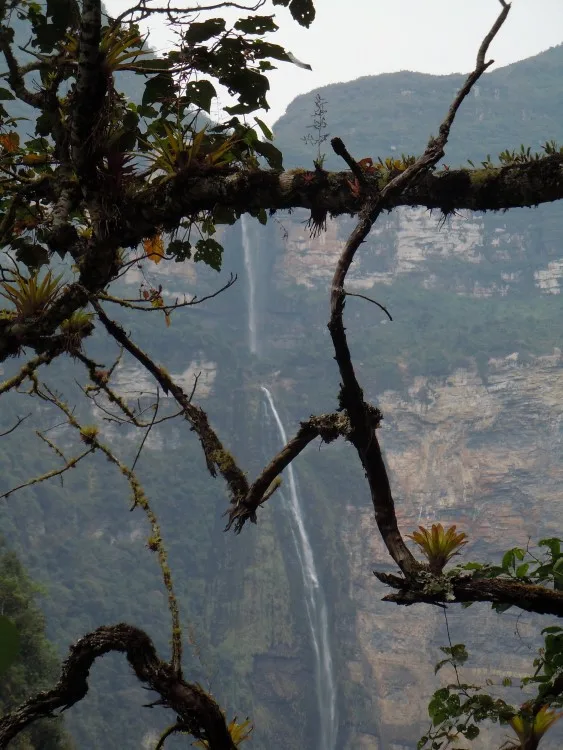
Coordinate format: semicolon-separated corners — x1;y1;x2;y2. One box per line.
105;0;563;125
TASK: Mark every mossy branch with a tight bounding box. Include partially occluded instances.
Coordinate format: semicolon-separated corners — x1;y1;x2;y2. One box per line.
30;380;183;677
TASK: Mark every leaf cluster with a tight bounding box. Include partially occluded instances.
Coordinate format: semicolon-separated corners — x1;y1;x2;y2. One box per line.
459;537;563;607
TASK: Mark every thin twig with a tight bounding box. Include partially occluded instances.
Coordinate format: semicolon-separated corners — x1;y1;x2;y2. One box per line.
97;273;237;312
35;430;67;462
0;413;31;438
187;372;201;403
344;291;392;321
155;721;187;750
0;449;94;500
131;389;160;472
32;381;184;678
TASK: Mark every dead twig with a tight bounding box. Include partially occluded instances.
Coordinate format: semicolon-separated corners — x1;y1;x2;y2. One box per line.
0;413;31;438
344;291;392;321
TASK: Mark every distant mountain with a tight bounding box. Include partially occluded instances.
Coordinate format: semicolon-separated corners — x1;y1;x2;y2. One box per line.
274;43;563;169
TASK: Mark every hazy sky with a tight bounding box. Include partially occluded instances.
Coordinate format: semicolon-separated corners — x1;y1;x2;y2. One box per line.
106;0;563;124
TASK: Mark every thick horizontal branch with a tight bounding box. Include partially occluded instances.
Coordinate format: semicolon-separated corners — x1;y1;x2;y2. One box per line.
0;623;235;750
120;154;563;247
2;155;561;363
375;571;563;618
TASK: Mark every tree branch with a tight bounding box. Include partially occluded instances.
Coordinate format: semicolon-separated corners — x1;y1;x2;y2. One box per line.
91;299;250;503
70;0;106;180
0;27;44;107
226;411;350;531
326;0;511;577
117;153;563;250
0;148;560;366
0;623;236;750
374;570;563;618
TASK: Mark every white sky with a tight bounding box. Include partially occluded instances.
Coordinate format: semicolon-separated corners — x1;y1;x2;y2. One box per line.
105;0;563;125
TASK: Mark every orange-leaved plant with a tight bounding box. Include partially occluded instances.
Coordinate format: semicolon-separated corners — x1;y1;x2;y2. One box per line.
407;523;468;574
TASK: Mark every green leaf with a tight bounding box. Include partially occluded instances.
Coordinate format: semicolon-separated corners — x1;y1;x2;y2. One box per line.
553;571;563;590
14;239;49;270
463;725;479;740
132;57;172;71
223;69;270;115
136;104;159;119
184;18;226;44
167;240;192;261
184;80;216;113
539;538;561;558
459;562;483;571
0;88;15;101
212;205;237;225
194;238;223;271
253;139;283;169
516;563;529;578
272;0;316;27
450;644;468;665
35;109;58;137
142;73;176;107
434;658;449;675
501;550;516;570
0;615;20;675
254;117;273;141
234;15;278;34
432;710;448;726
250;40;292;63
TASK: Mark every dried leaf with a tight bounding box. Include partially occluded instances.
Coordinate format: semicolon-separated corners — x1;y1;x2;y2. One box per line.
142;234;165;264
0;132;20;153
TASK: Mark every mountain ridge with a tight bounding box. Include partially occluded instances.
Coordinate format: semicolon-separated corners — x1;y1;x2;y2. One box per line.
274;42;563;169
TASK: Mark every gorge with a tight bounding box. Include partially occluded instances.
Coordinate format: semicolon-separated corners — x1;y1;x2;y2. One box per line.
2;36;563;750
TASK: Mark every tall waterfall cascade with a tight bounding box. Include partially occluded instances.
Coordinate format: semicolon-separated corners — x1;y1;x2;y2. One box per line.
241;218;338;749
262;388;338;750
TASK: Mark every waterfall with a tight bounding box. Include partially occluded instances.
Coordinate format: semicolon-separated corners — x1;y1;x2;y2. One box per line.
261;387;338;750
241;215;258;355
242;214;338;747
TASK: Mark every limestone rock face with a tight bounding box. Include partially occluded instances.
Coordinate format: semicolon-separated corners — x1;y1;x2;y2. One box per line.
337;353;563;748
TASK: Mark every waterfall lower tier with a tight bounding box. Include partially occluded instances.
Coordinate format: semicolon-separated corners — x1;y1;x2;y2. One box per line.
261;386;338;750
241;215;258;355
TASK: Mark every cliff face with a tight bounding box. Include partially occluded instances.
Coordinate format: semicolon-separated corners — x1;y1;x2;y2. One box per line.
336;353;563;748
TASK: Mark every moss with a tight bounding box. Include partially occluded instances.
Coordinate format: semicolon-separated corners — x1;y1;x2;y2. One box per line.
79;424;99;444
212;448;238;474
469;167;500;185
